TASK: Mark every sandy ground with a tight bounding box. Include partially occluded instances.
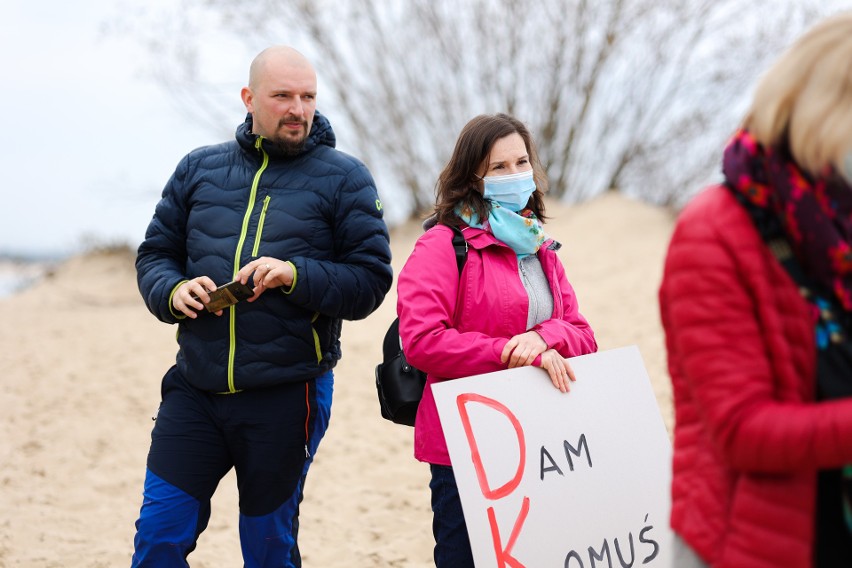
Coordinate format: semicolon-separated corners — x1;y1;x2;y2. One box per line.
0;192;675;567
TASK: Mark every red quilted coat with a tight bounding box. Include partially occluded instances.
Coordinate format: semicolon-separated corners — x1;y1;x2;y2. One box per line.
659;186;852;567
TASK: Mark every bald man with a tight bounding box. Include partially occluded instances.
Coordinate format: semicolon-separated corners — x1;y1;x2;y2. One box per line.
131;46;392;567
241;46;317;156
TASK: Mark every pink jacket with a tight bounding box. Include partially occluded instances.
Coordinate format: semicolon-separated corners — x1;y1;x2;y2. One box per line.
397;224;597;465
660;186;852;567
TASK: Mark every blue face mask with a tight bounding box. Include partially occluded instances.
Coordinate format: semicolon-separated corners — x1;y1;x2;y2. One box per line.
482;170;536;211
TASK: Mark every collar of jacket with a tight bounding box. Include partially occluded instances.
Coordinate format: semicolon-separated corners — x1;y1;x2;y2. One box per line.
235;110;337;158
458;224;561;252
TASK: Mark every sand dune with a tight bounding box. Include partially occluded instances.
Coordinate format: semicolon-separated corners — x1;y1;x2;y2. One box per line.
0;193;675;567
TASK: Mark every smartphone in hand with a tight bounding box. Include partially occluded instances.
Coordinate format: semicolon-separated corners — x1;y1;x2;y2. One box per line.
193;280;254;312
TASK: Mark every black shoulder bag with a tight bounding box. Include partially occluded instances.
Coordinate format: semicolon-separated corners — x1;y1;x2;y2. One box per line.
375;225;467;426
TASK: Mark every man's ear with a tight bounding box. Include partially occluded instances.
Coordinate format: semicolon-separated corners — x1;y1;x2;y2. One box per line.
240;87;254;113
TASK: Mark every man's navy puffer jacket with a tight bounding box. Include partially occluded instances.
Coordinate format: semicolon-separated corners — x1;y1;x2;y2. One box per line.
136;112;392;393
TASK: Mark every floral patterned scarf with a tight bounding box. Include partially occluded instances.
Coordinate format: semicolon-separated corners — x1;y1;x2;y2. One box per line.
723;129;852;310
456;202;547;258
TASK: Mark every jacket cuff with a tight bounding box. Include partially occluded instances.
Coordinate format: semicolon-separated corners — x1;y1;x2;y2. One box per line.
532;325;556;349
168;280;189;320
281;261;298;295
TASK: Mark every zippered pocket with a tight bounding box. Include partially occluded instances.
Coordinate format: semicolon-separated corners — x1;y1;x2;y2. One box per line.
251;195;271;257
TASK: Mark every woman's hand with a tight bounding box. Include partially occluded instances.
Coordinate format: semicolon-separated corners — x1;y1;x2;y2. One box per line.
501;331;547;368
236;257;294;301
538;349;576;393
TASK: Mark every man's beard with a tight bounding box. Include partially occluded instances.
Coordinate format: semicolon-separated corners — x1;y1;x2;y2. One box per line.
272;137;307;157
273;116;308;156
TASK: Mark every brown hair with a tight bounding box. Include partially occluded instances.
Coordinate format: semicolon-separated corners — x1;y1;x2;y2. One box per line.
433;113;548;226
743;11;852;176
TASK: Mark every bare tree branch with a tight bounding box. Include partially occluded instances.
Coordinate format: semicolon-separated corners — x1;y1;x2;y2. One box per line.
111;0;846;221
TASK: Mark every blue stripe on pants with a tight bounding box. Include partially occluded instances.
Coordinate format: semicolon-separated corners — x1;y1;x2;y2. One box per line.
131;469;207;567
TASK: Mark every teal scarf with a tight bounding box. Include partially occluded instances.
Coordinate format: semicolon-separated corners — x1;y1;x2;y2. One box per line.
456;202;547;257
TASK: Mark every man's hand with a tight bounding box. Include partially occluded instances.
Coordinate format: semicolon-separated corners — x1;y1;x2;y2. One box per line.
236;257;294;301
172;277;223;318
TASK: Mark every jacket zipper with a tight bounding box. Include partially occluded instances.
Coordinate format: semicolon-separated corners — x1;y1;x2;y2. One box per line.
519;260;538;326
304;383;311;458
226;138;269;393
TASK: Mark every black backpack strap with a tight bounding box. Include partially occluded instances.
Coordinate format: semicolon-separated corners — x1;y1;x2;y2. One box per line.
449;224;468;275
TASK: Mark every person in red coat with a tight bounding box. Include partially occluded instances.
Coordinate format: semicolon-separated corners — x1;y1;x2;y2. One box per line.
659;12;852;568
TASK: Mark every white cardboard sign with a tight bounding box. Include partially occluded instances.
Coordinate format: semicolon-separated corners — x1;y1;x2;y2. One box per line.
432;345;673;567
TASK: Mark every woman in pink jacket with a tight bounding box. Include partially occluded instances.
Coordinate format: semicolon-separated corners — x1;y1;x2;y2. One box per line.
397;113;597;566
659;13;852;567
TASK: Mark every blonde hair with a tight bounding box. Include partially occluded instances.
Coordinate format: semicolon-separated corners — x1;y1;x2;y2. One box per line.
744;11;852;176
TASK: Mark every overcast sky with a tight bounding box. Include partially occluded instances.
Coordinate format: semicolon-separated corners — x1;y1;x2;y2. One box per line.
0;1;242;257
